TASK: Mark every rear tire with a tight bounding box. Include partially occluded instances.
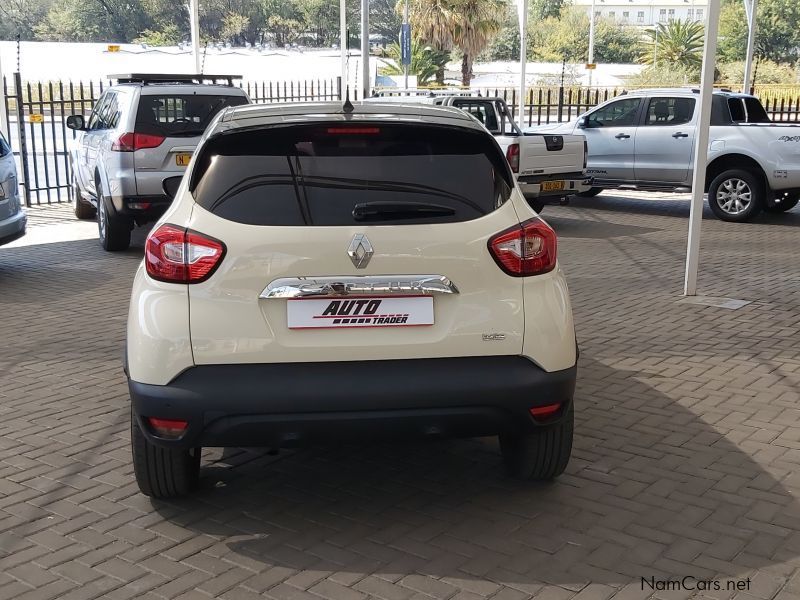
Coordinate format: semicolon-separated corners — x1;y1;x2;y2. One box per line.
708;169;764;222
765;193;799;213
500;403;574;481
131;410;200;499
577;187;603;198
72;175;95;220
96;178;131;251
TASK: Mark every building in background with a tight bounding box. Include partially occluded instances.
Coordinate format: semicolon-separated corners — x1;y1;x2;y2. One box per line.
571;0;709;27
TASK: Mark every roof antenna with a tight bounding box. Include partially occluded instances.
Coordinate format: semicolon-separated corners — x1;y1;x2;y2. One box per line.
343;86;354;114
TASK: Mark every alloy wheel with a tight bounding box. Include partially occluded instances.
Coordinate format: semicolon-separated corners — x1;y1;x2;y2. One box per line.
715;178;752;215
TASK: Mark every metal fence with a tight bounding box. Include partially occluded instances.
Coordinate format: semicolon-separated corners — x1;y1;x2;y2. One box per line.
3;76;800;206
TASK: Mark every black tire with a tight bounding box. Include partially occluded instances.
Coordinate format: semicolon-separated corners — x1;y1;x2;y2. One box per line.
499;403;574;481
96;177;132;251
72;174;95;220
131;410;200;498
708;169;764;222
765;193;799;214
577;187;603;198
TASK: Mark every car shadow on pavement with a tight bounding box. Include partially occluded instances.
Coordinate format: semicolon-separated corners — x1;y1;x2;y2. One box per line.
567;194;800;226
151;357;800;588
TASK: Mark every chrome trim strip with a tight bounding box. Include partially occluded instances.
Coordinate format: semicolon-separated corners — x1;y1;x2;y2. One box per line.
260;275;459;299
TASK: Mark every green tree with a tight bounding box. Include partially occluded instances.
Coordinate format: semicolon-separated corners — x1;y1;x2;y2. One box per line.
451;0;505;85
639;19;704;69
135;24;182;46
404;0;456;84
380;39;449;85
718;0;800;64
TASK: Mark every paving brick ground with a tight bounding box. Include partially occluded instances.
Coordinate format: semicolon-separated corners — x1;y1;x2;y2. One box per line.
1;194;799;600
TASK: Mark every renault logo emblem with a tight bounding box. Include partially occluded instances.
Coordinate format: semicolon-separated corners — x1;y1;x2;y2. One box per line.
347;234;373;269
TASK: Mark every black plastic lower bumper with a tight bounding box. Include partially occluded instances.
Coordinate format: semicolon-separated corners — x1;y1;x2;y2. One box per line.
129;357;577;449
111;195;171;220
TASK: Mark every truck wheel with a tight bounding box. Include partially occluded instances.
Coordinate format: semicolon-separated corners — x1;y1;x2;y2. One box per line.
765;193;799;213
131;409;200;498
708;169;764;222
577;187;603;198
96;177;132;251
72;174;95;220
499;403;573;481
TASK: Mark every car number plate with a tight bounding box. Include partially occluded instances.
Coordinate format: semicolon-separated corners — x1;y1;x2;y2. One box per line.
542;180;565;192
287;296;434;329
175;153;192;166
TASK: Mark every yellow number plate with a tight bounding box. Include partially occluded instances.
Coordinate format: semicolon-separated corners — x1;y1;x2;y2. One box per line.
542;180;565;192
175;153;192;166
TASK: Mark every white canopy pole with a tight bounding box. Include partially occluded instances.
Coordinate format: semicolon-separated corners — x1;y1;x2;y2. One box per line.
340;0;348;94
190;0;201;73
361;0;370;99
517;0;528;123
587;0;596;87
742;0;758;93
0;52;9;140
684;0;721;296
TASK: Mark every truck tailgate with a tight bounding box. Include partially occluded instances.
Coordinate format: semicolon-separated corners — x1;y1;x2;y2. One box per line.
519;133;585;177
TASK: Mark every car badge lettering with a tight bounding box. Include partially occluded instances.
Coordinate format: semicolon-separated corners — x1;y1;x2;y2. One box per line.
347;233;374;269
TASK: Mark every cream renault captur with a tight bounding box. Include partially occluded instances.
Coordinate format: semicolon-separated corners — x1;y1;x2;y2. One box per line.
126;101;578;498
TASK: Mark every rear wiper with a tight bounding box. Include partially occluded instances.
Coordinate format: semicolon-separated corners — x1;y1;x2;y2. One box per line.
352;201;455;221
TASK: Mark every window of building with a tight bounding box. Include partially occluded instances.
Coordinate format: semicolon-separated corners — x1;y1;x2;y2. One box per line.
668;8;675;18
697;8;704;18
687;8;694;18
622;11;629;18
659;8;667;21
608;11;615;17
637;10;645;22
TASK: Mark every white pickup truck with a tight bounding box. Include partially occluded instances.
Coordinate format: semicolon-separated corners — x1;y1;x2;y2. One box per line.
370;92;590;212
527;88;800;222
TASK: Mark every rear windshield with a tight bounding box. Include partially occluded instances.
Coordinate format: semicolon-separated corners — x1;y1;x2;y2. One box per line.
191;123;513;226
136;94;248;137
727;97;771;123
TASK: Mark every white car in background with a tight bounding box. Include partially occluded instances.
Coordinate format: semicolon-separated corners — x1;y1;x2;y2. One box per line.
528;88;800;222
0;132;26;247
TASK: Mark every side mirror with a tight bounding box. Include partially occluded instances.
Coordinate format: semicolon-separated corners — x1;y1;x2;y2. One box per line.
577;116;588;129
66;115;85;131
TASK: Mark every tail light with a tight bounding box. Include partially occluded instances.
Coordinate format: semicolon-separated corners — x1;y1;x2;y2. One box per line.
529;403;562;420
112;132;165;152
506;143;520;173
488;218;557;276
145;224;225;283
583;140;588;169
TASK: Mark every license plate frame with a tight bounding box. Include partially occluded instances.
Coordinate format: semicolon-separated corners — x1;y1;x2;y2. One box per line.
175;153;192;167
287;296;434;329
541;180;565;192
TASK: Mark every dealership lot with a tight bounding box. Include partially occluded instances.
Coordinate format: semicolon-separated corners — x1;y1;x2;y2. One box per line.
1;194;799;600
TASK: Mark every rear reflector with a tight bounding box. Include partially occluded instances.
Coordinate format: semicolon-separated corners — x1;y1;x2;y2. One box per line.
145;223;226;283
506;143;520;173
529;403;561;418
127;202;151;210
327;127;380;135
147;417;188;438
488;218;557;276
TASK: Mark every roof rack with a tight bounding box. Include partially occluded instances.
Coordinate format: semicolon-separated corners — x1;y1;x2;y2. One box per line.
109;73;242;86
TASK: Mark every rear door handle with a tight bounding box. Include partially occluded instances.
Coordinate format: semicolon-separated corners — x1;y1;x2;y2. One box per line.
672;132;689;138
615;133;631;139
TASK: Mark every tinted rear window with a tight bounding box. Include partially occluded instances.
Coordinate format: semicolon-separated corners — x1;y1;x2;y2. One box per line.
136;94;248;137
727;97;771;123
191;123;513;226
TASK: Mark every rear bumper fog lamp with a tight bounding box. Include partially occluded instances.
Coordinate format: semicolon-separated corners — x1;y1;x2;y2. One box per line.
529;403;562;420
147;417;189;438
128;202;152;210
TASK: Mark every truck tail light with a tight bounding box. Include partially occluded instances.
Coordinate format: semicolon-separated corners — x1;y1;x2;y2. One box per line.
145;224;225;283
112;132;165;152
506;143;520;173
147;417;188;438
488;218;557;276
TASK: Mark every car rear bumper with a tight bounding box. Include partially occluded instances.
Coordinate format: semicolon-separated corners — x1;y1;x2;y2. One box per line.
0;209;26;246
110;194;171;220
129;356;578;449
518;173;592;198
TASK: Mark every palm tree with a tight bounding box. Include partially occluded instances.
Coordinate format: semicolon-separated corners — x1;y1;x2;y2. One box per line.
380;40;449;85
402;0;455;85
639;19;704;69
450;0;504;86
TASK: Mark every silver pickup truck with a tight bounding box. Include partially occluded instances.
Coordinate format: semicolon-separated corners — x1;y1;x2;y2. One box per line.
371;92;590;212
527;88;800;222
